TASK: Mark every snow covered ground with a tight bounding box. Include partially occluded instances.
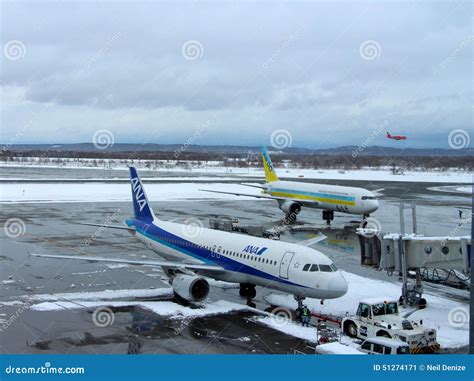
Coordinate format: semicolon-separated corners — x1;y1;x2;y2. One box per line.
6;271;468;349
1;161;471;183
428;185;472;195
2;288;250;319
264;271;469;349
0;182;261;203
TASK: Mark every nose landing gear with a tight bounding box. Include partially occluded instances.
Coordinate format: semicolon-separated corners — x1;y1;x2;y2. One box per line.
322;210;334;225
240;283;257;308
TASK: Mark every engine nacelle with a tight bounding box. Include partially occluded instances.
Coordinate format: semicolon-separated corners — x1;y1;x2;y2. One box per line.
278;200;301;215
171;274;210;303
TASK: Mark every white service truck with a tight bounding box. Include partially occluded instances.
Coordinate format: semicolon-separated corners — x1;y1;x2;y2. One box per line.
341;298;440;353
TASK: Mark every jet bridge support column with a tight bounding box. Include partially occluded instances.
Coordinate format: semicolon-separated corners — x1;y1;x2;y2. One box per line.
399;202;419;307
469;187;473;354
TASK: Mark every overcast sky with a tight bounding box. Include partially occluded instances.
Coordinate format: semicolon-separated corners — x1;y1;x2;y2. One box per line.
1;0;472;149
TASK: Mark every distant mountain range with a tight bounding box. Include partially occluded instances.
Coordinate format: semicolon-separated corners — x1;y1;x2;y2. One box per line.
3;143;473;157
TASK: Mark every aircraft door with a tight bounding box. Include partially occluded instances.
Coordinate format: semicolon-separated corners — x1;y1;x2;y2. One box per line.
279;251;295;279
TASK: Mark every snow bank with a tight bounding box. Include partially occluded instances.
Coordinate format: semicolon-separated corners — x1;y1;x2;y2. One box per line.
29;288;173;302
31;299;249;319
15;287;248;318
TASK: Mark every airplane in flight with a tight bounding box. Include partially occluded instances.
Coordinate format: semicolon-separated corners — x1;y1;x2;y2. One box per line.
386;132;407;141
32;167;348;314
201;146;379;224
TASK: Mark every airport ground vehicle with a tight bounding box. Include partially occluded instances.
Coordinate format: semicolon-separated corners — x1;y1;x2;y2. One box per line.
341;298;440;353
358;337;410;354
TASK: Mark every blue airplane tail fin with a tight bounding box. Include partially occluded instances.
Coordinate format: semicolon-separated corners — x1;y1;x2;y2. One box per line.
129;167;156;221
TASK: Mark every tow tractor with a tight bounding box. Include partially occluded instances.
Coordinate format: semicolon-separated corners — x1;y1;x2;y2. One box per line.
341;298;440;354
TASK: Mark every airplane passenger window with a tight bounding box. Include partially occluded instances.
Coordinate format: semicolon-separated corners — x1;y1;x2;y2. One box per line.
303;264;310;271
310;264;319;272
319;264;332;272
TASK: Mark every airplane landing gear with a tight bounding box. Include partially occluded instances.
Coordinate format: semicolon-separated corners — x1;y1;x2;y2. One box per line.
360;214;370;227
284;213;297;225
239;283;256;299
322;210;334;225
294;295;305;320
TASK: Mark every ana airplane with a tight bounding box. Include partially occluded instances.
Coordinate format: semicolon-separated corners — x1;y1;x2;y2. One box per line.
201;146;379;224
32;167;348;312
386;132;407;141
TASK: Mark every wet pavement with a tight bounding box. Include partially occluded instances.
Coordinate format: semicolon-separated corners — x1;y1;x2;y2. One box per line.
0;169;471;354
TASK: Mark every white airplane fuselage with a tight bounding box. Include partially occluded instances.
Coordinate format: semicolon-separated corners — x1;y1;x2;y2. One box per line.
263;180;379;215
126;218;348;300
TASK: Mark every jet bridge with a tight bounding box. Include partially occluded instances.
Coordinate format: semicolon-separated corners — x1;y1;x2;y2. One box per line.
357;202;471;307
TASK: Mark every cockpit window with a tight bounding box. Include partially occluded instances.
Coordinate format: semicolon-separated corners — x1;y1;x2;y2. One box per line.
304;264;336;272
361;196;376;200
319;264;332;272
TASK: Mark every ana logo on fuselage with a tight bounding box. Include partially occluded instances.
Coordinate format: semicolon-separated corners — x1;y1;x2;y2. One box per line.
243;245;268;255
131;177;147;212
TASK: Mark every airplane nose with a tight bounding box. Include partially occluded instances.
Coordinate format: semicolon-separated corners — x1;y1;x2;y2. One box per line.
366;199;379;213
328;273;348;298
372;199;379;212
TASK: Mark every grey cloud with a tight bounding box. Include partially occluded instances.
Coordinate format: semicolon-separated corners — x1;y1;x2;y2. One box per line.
1;1;472;147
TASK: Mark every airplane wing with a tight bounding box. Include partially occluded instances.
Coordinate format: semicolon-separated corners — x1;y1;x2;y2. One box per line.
199;189;319;205
372;188;385;196
240;183;267;189
30;253;225;273
297;232;327;246
78;222;135;232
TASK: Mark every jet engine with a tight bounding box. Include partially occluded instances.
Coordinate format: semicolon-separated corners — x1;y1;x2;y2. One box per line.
171;274;210;303
278;200;301;215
